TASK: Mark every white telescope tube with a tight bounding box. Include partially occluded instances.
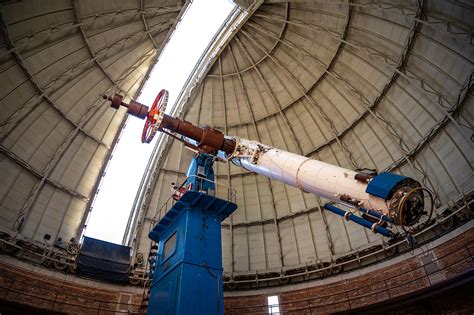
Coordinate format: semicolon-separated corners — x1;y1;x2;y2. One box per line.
228;138;390;215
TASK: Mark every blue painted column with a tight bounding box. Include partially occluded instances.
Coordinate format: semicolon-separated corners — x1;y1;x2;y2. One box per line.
147;191;237;315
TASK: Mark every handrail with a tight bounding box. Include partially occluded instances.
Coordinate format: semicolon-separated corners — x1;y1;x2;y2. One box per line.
0;221;471;314
151;174;237;225
224;239;474;313
0;273;140;307
0;272;143;313
185;174;237;202
0;238;75;268
222;199;472;284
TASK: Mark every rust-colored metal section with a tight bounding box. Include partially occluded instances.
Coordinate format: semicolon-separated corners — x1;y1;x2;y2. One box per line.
354;168;378;183
128;100;149;119
340;194;361;207
354;173;370;182
103;94;236;155
110;94;123;109
160;115;235;155
103;94;149;120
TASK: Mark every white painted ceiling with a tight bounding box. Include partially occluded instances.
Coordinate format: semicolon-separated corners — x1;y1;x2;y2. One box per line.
0;0;187;242
1;0;472;286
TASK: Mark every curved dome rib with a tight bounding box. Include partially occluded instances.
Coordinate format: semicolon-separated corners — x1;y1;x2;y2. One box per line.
0;0;188;243
0;0;472;293
134;0;473;288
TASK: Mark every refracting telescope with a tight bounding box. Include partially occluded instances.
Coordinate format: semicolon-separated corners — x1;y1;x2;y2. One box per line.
103;90;434;239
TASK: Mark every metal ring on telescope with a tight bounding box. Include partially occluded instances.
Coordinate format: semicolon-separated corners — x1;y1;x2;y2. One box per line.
398;187;434;234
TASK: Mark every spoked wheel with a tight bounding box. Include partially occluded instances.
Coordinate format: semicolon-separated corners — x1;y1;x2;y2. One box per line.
52;254;68;271
129;275;141;285
66;242;79;255
399;187;434;234
142;89;169;143
136;252;144;265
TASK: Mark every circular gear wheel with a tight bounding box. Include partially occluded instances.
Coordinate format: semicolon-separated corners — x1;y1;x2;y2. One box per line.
142;89;169;143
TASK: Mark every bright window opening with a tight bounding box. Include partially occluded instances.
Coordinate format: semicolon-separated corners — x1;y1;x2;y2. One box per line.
84;0;236;244
268;295;280;315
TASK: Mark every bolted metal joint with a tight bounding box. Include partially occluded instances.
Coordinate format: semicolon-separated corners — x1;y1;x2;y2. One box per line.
199;127;224;154
127;100;149;119
110;94;123;109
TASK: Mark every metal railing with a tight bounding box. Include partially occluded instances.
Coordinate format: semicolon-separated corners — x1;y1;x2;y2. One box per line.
225;239;474;314
0;271;144;314
222;195;472;286
150;175;237;226
0;238;75;271
1;233;471;314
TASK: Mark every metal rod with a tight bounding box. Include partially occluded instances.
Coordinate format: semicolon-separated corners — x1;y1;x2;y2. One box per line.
323;204;393;237
358;207;395;224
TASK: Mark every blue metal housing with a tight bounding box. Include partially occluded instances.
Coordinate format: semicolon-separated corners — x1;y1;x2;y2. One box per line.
365;172;408;200
185;153;215;193
147;191;237;315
